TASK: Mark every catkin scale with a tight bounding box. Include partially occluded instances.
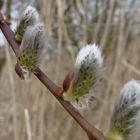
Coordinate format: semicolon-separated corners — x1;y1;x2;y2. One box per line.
63;70;75;92
15;63;25;80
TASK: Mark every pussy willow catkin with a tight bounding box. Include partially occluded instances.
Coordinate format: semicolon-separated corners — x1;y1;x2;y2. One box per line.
18;23;46;70
63;44;103;109
15;6;40;41
107;80;140;140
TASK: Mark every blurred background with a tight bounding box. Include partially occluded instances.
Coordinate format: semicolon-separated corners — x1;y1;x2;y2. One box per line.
0;0;140;140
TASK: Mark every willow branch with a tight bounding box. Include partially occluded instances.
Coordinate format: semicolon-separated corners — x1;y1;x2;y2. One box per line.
0;11;106;140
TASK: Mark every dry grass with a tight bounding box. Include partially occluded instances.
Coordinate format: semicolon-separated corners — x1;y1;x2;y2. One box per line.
0;0;140;140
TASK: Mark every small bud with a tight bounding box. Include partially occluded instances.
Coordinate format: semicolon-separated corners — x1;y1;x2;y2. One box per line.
15;63;31;80
15;63;25;80
108;80;140;140
15;6;40;41
63;44;103;109
63;70;75;92
18;23;46;71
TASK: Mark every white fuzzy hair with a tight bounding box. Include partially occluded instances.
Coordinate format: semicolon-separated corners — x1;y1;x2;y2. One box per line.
23;6;40;22
21;23;45;50
121;80;140;99
125;80;140;140
75;43;103;69
71;93;97;110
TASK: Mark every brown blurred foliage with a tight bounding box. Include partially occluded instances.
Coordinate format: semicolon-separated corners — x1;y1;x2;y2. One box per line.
0;0;140;140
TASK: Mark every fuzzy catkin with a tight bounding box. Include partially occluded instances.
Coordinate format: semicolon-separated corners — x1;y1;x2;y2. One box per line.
18;23;46;70
63;43;103;109
15;6;40;41
108;80;140;140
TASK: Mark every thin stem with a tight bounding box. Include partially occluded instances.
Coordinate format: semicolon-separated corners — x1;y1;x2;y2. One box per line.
32;68;63;97
0;12;19;55
0;11;106;140
55;0;63;82
24;109;32;140
33;68;105;140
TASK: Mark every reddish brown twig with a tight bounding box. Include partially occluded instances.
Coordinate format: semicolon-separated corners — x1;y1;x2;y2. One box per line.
0;13;19;55
0;11;106;140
